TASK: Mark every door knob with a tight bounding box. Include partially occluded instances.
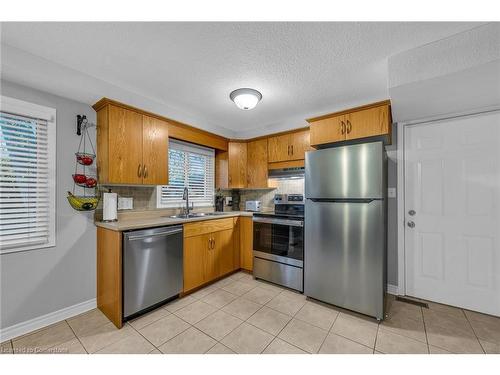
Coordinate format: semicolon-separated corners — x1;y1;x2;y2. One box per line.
407;221;415;228
408;210;416;216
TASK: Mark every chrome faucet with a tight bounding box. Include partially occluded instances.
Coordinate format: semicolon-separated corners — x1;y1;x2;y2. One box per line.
182;187;192;215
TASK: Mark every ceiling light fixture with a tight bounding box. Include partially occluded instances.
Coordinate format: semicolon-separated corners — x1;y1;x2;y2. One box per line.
229;88;262;110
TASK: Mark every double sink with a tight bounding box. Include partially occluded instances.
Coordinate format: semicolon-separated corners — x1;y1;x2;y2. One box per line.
166;212;228;219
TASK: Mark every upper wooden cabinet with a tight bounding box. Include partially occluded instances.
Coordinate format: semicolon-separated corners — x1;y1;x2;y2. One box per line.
247;139;268;188
309;114;345;146
268;134;290;162
268;129;311;162
227;142;248;189
142;116;169;185
308;101;392;147
95;103;169;185
216;139;270;189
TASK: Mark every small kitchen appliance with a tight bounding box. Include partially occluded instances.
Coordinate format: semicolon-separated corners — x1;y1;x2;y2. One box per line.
245;200;261;212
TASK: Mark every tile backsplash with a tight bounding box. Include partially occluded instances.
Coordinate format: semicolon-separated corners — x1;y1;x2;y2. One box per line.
221;177;305;211
97;177;304;215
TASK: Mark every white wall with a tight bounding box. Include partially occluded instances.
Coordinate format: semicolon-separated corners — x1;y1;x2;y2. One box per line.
0;80;97;330
387;22;500;291
389;23;500;123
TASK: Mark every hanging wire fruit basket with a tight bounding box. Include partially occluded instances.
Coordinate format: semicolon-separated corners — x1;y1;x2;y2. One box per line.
67;115;100;211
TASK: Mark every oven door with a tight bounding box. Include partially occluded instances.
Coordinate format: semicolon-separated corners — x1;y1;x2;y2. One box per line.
252;216;304;267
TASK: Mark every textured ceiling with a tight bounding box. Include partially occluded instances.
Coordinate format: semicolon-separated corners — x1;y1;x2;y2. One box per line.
0;22;483;138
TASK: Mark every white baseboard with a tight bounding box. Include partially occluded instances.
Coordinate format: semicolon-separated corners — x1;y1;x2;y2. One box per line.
0;298;96;342
386;284;400;296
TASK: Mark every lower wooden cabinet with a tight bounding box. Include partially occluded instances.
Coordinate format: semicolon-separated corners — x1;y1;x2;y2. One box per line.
240;217;253;272
183;233;209;292
216;228;235;277
183;217;244;293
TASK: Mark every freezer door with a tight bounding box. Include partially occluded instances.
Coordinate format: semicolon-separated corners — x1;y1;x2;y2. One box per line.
304;199;385;319
305;141;384;199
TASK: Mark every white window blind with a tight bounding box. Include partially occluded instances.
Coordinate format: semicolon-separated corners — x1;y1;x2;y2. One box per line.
157;140;215;208
0;97;56;253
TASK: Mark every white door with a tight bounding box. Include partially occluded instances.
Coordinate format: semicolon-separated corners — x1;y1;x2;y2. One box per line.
405;111;500;316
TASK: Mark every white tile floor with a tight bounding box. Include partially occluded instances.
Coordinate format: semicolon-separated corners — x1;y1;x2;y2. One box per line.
2;271;499;354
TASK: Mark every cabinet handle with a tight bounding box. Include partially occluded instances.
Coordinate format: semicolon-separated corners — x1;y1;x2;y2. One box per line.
208;238;212;250
346;120;352;134
143;165;148;178
340;121;346;135
291;145;293;155
137;164;142;177
212;238;215;249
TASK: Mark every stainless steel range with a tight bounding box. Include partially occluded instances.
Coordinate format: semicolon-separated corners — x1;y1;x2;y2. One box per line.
252;194;304;292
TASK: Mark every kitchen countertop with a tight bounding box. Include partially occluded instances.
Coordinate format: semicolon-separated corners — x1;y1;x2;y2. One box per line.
94;210;257;231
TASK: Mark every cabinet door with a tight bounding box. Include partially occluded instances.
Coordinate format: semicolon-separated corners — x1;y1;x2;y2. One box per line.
228;142;247;188
345;105;390;140
108;105;143;184
240;217;253;271
268;134;291;162
232;217;241;271
289;130;311;160
309;114;346;146
142;115;169;185
215;229;234;277
184;234;208;292
204;234;218;282
215;150;229;189
247;139;268;188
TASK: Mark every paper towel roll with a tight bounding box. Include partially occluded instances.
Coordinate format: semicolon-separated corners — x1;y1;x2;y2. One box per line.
103;192;118;222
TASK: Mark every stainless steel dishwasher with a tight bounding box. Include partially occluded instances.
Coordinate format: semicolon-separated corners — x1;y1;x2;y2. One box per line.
123;225;183;319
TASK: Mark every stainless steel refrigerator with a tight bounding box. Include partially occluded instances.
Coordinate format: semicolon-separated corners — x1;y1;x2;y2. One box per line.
304;141;386;320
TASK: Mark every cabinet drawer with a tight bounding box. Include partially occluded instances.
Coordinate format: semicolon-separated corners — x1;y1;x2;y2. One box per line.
184;218;234;238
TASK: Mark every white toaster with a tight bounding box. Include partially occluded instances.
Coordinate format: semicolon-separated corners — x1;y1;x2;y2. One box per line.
245;200;261;212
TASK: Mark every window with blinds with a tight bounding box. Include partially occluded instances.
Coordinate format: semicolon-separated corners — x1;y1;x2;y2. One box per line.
0;99;56;253
157;140;215;208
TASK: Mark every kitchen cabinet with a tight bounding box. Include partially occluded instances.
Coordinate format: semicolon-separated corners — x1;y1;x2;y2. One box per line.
309;114;345;146
308;101;392;147
183;233;208;292
216;228;235;277
345;105;390;141
268;134;290;162
217;140;269;189
228;141;247;188
97;227;123;328
95;103;169;185
232;217;241;269
142;115;169;185
268;129;311;162
240;216;253;271
183;218;237;293
247;139;268;188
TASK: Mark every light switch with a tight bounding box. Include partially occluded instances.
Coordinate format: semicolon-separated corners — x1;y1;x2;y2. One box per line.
388;187;396;198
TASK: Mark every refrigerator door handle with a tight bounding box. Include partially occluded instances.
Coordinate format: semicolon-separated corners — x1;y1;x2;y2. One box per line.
308;198;377;203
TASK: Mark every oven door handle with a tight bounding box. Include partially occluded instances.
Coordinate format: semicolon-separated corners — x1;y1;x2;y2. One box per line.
252;217;303;227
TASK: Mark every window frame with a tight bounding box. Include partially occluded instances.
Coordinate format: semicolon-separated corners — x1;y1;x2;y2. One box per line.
157;139;215;209
0;95;57;254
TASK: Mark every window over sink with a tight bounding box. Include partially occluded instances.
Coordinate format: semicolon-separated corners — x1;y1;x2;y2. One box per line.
157;139;215;208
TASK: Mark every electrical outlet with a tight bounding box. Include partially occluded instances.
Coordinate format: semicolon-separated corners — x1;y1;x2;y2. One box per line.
118;197;134;210
388;187;397;198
